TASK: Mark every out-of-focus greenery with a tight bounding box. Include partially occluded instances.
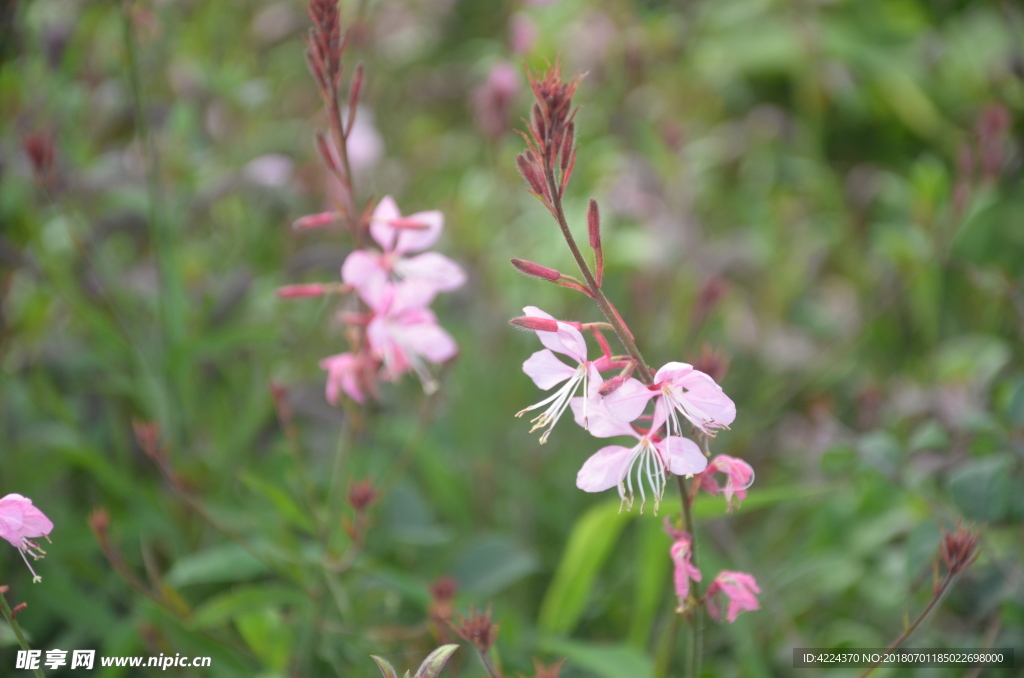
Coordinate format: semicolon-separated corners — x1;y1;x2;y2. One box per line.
2;0;1023;676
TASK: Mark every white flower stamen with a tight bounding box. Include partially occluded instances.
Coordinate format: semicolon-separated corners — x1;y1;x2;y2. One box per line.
517;364;588;443
616;436;667;515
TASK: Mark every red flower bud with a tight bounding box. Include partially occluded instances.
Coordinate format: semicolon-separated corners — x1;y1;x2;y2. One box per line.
587;199;601;249
598;375;626;396
292;211;339;230
509;316;560;332
511;258;560;281
276;283;327;298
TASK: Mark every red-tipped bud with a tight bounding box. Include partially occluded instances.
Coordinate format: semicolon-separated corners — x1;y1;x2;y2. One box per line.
277;283;327;298
451;606;499;654
560;121;574;172
11;603;27;617
0;586;8;594
316;131;339;172
132;420;163;462
510;316;560;332
347;479;378;512
587;199;601;249
598;375;626;396
940;521;981;575
22;132;55;181
516;152;547;197
511;258;560;281
292;212;339;230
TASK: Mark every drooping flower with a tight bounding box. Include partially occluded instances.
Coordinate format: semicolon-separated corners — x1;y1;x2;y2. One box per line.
697;455;754;511
342;196;465;293
0;494;53;583
360;275;457;393
319;351;372;404
665;518;701;610
572;403;706;512
705;571;760;623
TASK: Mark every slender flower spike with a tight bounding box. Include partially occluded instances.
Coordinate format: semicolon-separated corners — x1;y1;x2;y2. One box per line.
665;518;701;610
343;196;466;293
697;455;755;512
705;571;760;623
572;404;706;513
360;275;458;393
517;306;605;442
0;494;54;583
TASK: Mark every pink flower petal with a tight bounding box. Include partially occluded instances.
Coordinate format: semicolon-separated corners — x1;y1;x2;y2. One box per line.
342;249;385;289
523;349;577;390
396;252;466;291
569;396;638;439
576;445;634;492
603;378;655;422
394;320;458;363
673;370;736;428
658;437;707;476
391;210;444;254
369;195;402;250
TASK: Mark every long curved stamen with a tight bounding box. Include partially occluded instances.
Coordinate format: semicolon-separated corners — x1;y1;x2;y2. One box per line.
663;385;721;436
618;437;667;515
19;543;42;583
516;364;587;443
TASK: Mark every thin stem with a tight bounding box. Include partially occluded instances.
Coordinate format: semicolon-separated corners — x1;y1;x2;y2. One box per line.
677;474;703;678
544;167;653;385
855;570;958;678
0;589;47;678
478;649;503;678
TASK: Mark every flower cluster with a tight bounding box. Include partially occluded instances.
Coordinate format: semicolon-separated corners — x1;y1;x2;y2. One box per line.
0;494;53;583
512;307;742;513
279;1;464;404
509;62;760;627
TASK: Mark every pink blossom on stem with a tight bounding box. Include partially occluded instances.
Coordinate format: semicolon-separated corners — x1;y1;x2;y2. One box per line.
516;307;632;442
705;571;760;623
342;196;465;293
615;361;734;438
697;455;755;511
0;494;53;583
665;518;701;609
360;275;457;393
320;352;369;404
571;403;706;513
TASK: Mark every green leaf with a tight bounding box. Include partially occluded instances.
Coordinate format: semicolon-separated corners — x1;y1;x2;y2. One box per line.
371;656;398;678
235;607;291;672
537;501;631;635
452;535;539;597
190;584;307;629
538;638;653;678
627;518;671;649
948;457;1013;522
239;470;315;533
415;645;458;678
165;543;270;587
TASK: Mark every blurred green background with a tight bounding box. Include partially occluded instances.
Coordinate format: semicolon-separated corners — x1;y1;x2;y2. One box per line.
2;0;1023;676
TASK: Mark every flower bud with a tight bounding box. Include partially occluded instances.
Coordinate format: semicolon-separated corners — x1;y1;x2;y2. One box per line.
587;199;601;249
940;521;980;575
292;211;338;230
347;479;377;513
276;283;327;298
510;316;560;332
598;375;625;396
511;258;560;281
516;152;547;196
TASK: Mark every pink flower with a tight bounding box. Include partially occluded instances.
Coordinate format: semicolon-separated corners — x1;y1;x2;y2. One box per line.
665;519;701;609
0;494;53;583
472;61;520;140
319;352;369;404
360;275;457;393
342;196;465;293
705;571;760;623
609;362;735;438
572;403;706;512
697;455;754;511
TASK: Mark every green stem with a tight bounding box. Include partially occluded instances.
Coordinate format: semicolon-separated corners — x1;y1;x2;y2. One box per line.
855;570;958;678
0;589;47;678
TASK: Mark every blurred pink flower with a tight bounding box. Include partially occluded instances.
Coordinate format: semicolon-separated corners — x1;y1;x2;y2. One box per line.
320;352;368;404
509;13;537;55
472;61;520;139
573;404;706;512
705;571;760;623
697;455;754;511
665;519;701;609
343;196;465;293
359;275;457;393
627;362;736;438
0;494;53;583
